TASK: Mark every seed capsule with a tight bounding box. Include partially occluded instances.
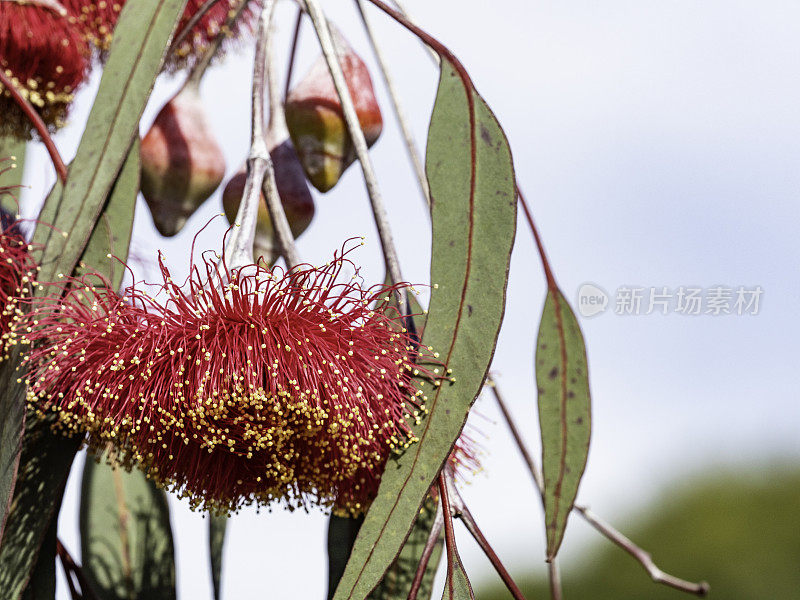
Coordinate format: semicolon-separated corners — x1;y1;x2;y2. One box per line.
285;33;382;193
140;83;226;237
222;139;315;265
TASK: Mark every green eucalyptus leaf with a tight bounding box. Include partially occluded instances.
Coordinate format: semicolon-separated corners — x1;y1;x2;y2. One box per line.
32;0;187;291
1;0;186;591
536;289;591;559
442;552;475;600
75;139;140;291
332;57;516;600
328;515;365;600
368;497;443;600
19;521;56;600
0;139;25;215
0;349;25;548
0;137;142;600
209;514;227;600
0;416;81;600
80;455;175;600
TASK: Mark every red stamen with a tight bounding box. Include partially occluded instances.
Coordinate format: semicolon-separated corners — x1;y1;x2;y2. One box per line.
22;242;439;514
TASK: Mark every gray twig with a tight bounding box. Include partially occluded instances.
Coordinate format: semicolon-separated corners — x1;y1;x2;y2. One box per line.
489;378;709;597
444;467;528;600
354;0;429;206
300;0;407;307
224;0;296;270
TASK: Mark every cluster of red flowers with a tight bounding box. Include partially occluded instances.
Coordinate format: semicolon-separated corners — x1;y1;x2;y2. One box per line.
0;0;251;138
0;1;90;138
21;246;440;514
0;161;36;358
62;0;253;66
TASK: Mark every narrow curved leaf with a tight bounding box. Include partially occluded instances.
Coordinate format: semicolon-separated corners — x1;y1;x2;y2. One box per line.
19;521;56;600
536;289;591;559
368;497;443;600
209;514;227;600
76;139;140;291
332;58;516;600
0;416;81;600
80;456;175;600
328;515;364;600
0;0;184;584
442;554;474;600
32;0;187;290
0;350;25;548
0;141;143;598
0;143;28;545
0;138;25;215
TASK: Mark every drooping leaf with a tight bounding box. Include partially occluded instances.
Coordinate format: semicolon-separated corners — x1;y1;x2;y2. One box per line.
536;289;591;559
32;0;188;290
442;552;475;600
0;349;25;547
80;455;176;600
0;141;143;598
75;139;140;291
328;515;365;600
368;497;443;600
332;57;516;600
0;1;185;585
209;514;227;600
0;138;25;215
0;416;81;600
19;521;56;600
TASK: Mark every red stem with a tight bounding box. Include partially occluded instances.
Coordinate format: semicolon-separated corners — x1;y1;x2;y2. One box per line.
516;185;557;291
56;539;100;600
170;0;226;53
364;0;558;298
458;504;527;600
365;0;475;92
438;472;458;588
284;6;303;101
0;70;67;183
407;502;443;600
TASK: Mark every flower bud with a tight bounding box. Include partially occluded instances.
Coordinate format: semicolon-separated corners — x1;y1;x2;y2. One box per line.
285;33;382;193
222;139;315;264
140;84;226;237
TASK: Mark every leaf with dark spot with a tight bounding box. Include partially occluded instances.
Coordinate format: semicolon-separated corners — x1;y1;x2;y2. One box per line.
332;50;515;600
536;289;591;559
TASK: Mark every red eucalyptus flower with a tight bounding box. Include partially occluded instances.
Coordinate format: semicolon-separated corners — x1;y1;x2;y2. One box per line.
0;161;36;358
64;0;252;67
0;1;90;138
23;243;438;514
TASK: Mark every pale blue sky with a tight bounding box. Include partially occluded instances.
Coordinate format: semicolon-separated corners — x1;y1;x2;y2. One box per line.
18;1;799;598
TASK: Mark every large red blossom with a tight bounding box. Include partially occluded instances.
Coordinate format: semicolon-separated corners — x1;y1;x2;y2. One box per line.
0;162;36;358
64;0;253;67
0;1;90;138
23;245;438;514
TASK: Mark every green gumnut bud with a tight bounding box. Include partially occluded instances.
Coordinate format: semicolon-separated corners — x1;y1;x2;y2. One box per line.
285;34;383;193
140;84;226;237
221;139;315;265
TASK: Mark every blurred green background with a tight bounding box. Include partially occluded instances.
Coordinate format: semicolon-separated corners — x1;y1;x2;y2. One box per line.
477;465;800;599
